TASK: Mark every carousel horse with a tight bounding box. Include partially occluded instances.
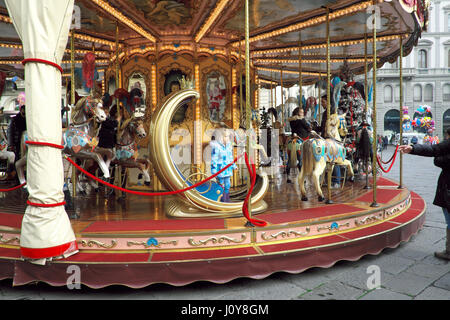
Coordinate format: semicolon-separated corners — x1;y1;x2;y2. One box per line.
15;96;108;186
111;111;151;187
297;116;354;202
0;128;15;180
353;122;373;177
285;134;303;182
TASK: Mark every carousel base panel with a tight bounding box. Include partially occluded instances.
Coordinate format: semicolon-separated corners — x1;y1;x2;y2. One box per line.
0;177;425;288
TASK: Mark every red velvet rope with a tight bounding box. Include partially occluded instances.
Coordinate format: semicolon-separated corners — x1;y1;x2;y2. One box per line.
243;153;267;227
0;182;26;192
27;200;66;208
26;141;64;149
65;154;242;196
22;58;63;73
376;144;399;173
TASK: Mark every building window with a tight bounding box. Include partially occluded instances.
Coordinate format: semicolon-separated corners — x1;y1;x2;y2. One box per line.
424;84;433;102
448;14;450;32
384;109;400;133
443;84;450;101
448;49;450;68
384;85;393;102
418;49;427;68
413;84;422;102
444;109;450;136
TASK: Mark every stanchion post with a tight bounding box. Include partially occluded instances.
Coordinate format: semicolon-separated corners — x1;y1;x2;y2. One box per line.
363;32;370;190
325;6;333;205
370;0;379;207
70;30;77;198
398;35;404;189
244;0;254;227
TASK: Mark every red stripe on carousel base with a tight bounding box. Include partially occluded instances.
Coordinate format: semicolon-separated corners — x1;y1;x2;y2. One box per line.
20;240;78;260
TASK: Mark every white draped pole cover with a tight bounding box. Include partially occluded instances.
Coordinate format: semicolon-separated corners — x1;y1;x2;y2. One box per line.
5;0;78;261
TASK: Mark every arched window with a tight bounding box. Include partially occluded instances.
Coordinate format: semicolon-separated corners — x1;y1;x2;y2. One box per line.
424;84;433;102
443;84;450;101
413;84;422;102
418;49;427;68
443;109;450;137
384;85;393;102
384;109;400;133
448;49;450;68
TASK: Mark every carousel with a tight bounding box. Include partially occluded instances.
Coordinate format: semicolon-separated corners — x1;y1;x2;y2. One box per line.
0;0;428;288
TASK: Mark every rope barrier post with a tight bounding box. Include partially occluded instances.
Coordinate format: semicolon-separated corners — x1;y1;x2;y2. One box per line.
115;21;122;198
370;0;379;208
363;31;370;190
398;35;404;189
325;6;333;205
244;0;254;228
70;30;77;198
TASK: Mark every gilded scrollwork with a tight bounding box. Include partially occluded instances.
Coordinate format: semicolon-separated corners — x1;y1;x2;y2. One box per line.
188;234;246;246
126;239;178;248
354;214;383;226
317;222;350;232
78;239;117;249
0;234;19;245
261;228;310;241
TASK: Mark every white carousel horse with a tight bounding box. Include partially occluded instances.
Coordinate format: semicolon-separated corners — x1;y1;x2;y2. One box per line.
297;115;354;202
15;96;108;186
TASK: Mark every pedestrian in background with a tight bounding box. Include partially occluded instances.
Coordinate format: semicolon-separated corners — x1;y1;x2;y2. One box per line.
399;128;450;260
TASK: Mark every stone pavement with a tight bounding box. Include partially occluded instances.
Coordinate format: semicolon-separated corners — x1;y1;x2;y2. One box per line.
0;145;448;301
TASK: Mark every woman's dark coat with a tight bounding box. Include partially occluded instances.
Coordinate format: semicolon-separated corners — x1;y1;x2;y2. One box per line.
411;138;450;209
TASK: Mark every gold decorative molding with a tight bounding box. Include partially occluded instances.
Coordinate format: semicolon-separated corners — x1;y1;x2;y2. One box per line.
78;239;117;249
126;239;178;248
317;222;350;232
188;234;247;246
355;214;383;226
261;228;310;241
0;234;19;245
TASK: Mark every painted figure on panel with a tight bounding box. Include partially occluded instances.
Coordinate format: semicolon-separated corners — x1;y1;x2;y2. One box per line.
206;72;227;123
145;0;191;26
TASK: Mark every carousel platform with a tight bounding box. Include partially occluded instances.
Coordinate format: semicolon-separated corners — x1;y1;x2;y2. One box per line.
0;176;425;288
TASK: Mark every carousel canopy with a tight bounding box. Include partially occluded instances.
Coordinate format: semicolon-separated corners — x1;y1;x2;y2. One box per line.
0;0;429;86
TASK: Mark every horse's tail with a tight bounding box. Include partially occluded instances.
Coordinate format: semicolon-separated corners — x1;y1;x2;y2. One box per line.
359;127;371;160
288;139;298;168
301;139;315;175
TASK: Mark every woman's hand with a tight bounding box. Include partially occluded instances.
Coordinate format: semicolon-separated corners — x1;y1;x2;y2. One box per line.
398;145;413;154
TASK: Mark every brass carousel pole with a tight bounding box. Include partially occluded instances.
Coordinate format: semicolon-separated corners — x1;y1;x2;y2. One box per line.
318;75;321;124
371;1;379;207
115;22;122;197
364;32;370;189
70;30;77;198
298;32;302;111
325;7;333;204
244;0;253;227
239;36;243;121
398;35;404;189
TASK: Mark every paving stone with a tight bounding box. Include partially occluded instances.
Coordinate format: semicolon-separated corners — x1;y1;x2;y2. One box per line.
334;265;394;290
297;280;365;300
404;262;450;281
360;253;415;275
434;273;450;291
414;286;450;300
382;272;436;296
359;288;412;300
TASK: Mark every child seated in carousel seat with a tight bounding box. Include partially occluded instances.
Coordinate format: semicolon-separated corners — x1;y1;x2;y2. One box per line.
210;128;236;203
